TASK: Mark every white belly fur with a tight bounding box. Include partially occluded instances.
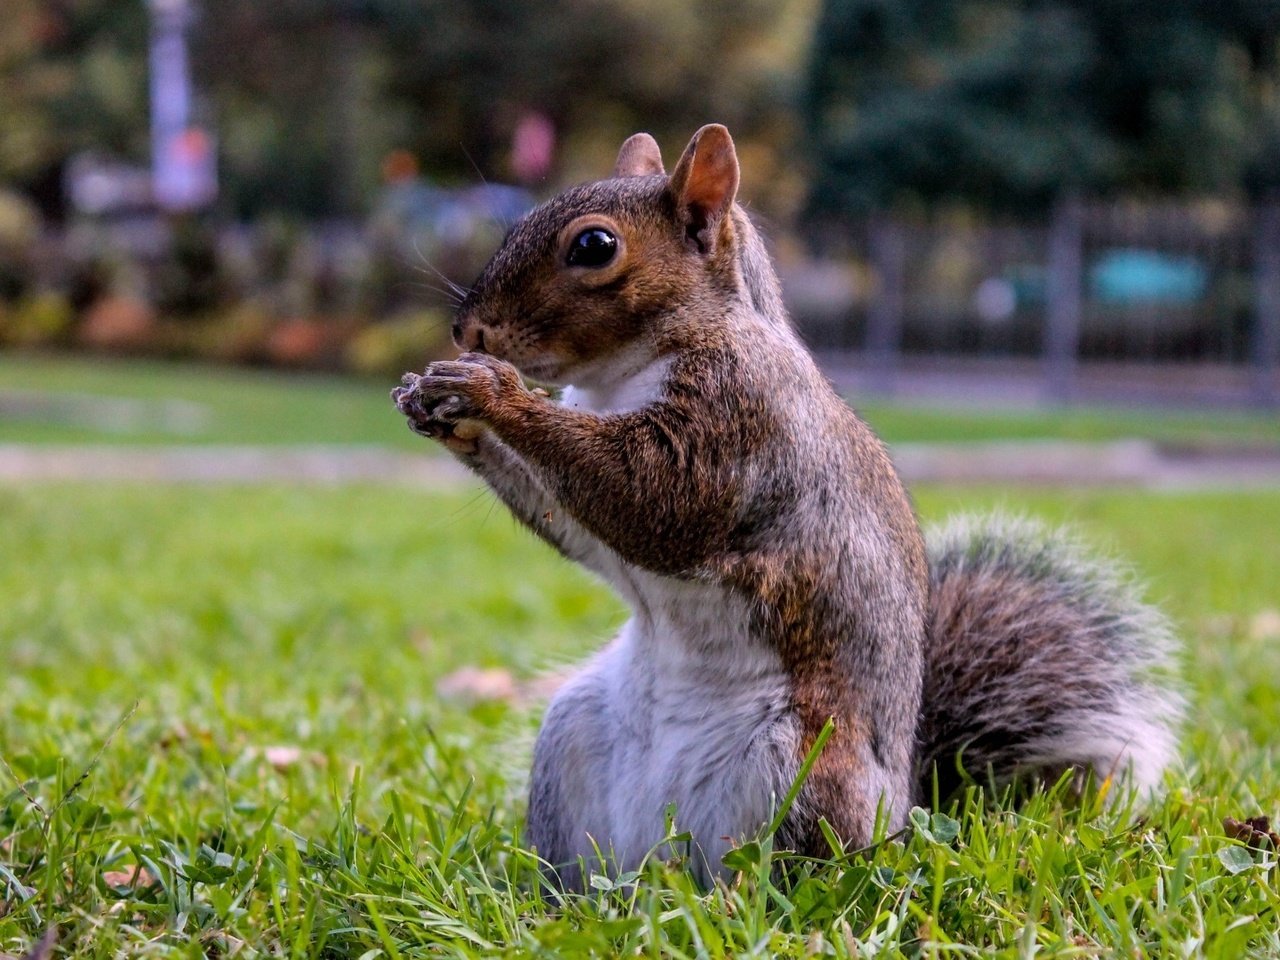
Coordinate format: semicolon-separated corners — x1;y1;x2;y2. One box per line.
552;578;799;882
559;352;670;415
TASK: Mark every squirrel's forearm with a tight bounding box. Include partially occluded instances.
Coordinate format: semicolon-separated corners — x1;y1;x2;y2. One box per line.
485;394;736;577
456;433;619;575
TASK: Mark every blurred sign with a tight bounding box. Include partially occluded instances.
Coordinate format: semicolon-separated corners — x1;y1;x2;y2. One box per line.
510;112;555;184
66;155;153;216
150;0;216;211
1089;249;1208;305
154;125;217;212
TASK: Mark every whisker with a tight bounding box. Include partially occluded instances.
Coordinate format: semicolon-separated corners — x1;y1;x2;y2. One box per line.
460;143;514;233
402;280;465;305
410;234;472;299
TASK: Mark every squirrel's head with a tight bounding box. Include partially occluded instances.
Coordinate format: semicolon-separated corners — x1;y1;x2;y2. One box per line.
452;124;743;385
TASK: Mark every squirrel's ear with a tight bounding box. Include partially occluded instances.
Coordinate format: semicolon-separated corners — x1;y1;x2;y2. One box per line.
613;133;665;177
667;124;739;254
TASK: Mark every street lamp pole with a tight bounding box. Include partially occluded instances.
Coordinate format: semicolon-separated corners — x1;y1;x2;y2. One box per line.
148;0;215;212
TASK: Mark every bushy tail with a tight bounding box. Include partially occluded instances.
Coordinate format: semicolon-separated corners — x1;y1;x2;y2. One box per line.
917;515;1183;801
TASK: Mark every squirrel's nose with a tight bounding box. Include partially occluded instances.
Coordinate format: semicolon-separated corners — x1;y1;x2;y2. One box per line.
456;322;488;353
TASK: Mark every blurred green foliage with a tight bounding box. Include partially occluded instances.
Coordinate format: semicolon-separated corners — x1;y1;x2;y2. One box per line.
8;1;1280;222
806;0;1280;215
0;0;149;205
0;0;814;219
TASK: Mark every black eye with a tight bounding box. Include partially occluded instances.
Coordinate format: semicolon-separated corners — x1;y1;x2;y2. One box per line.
566;228;618;268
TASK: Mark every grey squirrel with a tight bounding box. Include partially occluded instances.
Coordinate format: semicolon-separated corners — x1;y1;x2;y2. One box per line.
392;125;1183;886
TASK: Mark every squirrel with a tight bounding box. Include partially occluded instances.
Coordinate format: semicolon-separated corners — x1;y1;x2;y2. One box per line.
391;125;1184;887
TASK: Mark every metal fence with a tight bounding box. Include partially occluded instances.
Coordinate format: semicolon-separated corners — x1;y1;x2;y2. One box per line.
788;200;1280;407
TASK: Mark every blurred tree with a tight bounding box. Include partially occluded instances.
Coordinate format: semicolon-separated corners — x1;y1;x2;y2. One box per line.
805;0;1280;216
0;0;149;219
193;1;387;217
376;0;810;196
193;0;816;215
2;0;814;219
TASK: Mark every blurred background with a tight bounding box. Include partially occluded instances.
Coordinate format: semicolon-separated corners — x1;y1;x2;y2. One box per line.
6;7;1280;955
1;0;1279;411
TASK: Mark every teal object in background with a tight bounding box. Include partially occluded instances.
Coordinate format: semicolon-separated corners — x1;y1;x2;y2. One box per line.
1089;248;1209;304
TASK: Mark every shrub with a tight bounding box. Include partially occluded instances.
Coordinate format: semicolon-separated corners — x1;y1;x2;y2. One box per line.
344;309;454;377
265;318;352;369
0;291;75;348
78;296;158;352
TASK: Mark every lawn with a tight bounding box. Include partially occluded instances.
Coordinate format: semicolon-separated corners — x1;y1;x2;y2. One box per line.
0;356;411;448
1;481;1278;957
3;354;1280;448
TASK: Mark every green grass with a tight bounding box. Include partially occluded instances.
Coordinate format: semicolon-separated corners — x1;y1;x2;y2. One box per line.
3;353;1280;448
851;402;1280;447
0;356;413;447
1;482;1278;957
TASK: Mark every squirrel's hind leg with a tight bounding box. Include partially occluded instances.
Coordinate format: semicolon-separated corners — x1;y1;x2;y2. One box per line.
526;650;617;890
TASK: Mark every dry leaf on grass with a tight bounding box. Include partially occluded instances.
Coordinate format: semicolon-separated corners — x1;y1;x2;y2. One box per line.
262;745;303;770
1224;815;1280;850
102;865;158;892
410;629;434;657
436;667;519;704
1249;609;1280;641
436;665;576;706
246;744;324;771
520;666;575;702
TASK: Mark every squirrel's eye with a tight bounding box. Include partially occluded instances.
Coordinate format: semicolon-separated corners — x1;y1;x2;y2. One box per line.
566;228;618;268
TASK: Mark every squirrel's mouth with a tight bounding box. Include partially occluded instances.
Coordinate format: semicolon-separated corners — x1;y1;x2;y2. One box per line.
514;357;564;385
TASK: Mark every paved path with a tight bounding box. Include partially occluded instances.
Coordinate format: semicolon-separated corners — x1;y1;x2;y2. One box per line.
817;354;1279;410
0;441;1277;489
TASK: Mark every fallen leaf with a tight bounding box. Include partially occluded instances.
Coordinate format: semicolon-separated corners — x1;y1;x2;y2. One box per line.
410;629;434;657
103;865;158;892
1199;614;1236;639
262;746;303;770
1250;609;1280;641
435;664;578;706
522;666;576;702
157;722;190;749
436;667;518;704
1224;815;1280;850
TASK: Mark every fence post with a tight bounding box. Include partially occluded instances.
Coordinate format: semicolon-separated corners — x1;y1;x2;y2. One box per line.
866;216;905;395
1043;196;1083;403
1253;203;1280;408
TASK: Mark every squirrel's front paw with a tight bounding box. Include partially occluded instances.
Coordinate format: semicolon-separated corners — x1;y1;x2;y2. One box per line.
402;354;524;421
392;373;484;454
392;352;524;452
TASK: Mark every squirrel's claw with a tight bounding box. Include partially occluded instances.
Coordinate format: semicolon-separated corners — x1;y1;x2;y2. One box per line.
432;396;467;421
394;353;520;454
420;360;482;383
